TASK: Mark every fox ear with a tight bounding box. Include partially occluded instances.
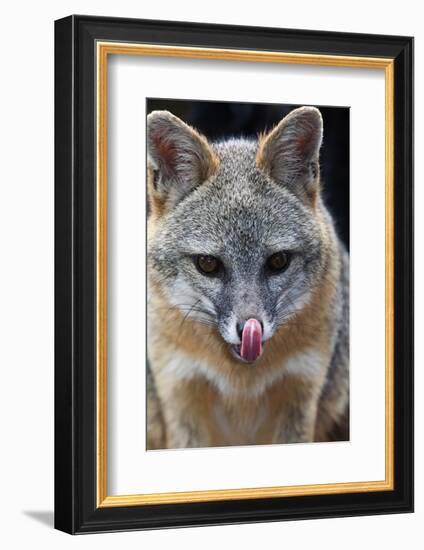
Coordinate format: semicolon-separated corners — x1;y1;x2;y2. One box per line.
147;111;218;213
256;106;323;205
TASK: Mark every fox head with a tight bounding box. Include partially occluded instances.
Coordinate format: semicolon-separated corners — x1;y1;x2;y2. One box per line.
147;107;333;364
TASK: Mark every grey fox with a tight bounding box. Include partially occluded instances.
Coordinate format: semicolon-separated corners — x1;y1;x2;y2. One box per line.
146;106;349;449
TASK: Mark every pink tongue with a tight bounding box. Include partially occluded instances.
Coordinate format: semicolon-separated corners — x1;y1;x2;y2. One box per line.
240;319;263;362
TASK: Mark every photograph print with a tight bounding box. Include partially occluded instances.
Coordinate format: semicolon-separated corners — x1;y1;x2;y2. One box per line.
146;98;350;450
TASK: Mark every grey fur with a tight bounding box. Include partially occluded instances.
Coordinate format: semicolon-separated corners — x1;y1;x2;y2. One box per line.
149;137;327;345
315;243;350;441
147;106;349;446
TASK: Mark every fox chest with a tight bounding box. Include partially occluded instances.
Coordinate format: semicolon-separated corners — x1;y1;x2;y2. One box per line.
158;350;324;447
208;399;278;446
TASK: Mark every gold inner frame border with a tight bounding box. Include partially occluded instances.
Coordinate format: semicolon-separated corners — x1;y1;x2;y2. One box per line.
95;42;394;508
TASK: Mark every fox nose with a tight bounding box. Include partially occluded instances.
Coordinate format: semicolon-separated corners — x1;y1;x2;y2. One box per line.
236;319;264;341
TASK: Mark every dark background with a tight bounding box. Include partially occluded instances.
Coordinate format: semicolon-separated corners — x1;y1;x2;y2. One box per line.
147;99;350;250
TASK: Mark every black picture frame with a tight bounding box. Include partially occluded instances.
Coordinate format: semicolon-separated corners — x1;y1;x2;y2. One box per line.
55;15;414;534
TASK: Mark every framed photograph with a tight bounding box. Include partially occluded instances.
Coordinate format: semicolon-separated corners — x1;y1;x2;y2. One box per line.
54;15;413;534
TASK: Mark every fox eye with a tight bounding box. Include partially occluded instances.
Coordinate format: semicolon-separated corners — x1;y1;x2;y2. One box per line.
195;255;222;276
266;251;290;273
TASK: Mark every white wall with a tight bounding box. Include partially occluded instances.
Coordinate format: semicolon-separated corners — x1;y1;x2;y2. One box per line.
0;1;420;547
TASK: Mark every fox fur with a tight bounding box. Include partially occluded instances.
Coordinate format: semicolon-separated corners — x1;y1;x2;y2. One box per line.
146;106;349;449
